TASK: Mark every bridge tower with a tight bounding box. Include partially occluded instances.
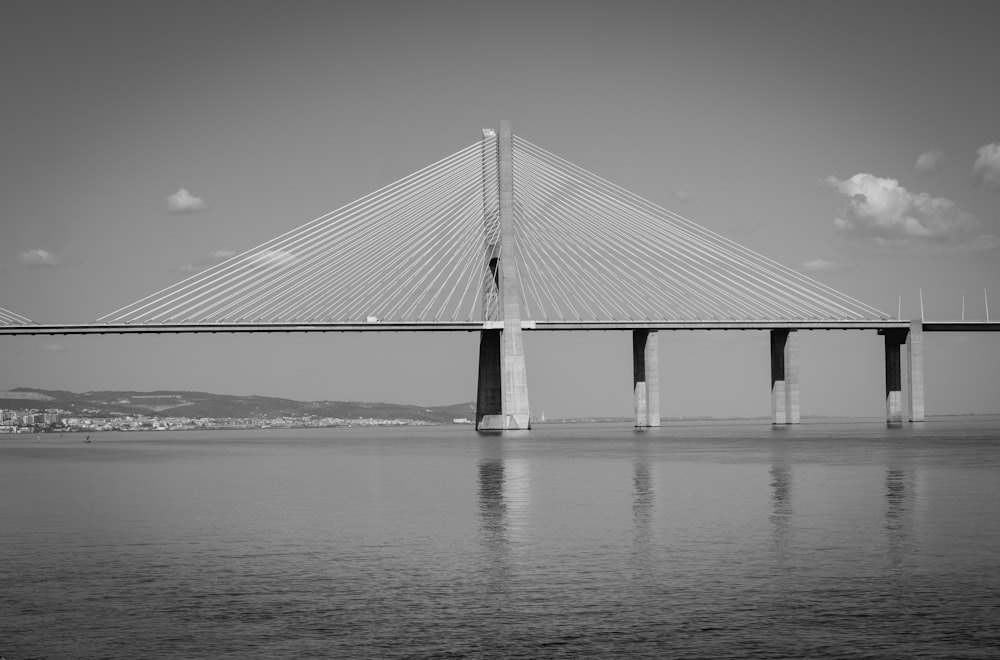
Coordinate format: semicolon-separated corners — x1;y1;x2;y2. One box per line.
476;121;531;430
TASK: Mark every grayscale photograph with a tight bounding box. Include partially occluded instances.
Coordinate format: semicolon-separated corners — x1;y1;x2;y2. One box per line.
2;1;998;657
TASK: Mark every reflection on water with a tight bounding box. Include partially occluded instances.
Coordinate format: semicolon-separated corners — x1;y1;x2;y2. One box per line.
631;449;654;556
477;440;531;582
478;453;506;546
3;421;1000;658
769;443;793;562
503;458;531;546
477;446;510;606
884;451;914;574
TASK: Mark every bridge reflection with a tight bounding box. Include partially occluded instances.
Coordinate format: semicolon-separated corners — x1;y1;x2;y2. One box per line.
769;444;793;562
631;448;654;556
477;441;531;574
767;442;920;572
476;434;922;585
884;446;917;575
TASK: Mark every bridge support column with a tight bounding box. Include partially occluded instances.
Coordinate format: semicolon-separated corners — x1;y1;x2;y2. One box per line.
476;329;503;429
883;329;906;425
632;330;660;427
907;321;925;422
475;325;530;431
770;329;800;425
501;322;531;430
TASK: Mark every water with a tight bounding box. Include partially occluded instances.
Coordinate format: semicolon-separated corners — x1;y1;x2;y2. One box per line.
2;418;999;658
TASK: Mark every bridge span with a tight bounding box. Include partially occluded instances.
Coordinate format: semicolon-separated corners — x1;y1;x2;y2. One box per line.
2;121;995;430
0;319;915;335
3;318;992;430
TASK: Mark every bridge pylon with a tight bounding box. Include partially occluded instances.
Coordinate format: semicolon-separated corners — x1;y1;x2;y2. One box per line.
476;121;530;431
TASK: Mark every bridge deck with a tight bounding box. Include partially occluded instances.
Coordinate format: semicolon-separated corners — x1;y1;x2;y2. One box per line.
0;319;933;335
920;321;1000;332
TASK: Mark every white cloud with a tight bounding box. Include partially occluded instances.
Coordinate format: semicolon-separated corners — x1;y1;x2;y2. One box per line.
825;173;994;250
18;248;59;268
802;258;843;272
915;149;942;173
178;249;236;273
40;343;64;352
180;248;294;273
674;187;694;203
973;142;1000;189
251;249;297;265
167;188;208;214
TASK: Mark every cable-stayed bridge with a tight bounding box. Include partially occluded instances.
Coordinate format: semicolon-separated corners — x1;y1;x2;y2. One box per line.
3;122;995;429
0;307;33;326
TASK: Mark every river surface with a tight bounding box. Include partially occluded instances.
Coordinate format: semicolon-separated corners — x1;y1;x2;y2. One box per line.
2;418;999;658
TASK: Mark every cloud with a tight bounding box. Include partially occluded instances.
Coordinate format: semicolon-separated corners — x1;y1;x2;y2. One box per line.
167;188;208;214
40;343;65;352
973;142;1000;189
915;149;942;173
179;248;295;272
251;249;297;265
18;248;59;268
178;249;236;273
801;258;844;272
674;187;694;203
825;173;995;250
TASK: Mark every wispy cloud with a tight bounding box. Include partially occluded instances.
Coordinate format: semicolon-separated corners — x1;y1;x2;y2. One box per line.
802;258;844;272
251;249;297;266
973;142;1000;189
167;188;208;214
40;343;65;352
18;248;59;268
674;187;694;203
915;149;942;173
825;173;996;250
178;249;236;273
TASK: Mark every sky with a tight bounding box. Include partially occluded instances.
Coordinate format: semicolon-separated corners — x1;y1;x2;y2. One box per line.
2;0;999;419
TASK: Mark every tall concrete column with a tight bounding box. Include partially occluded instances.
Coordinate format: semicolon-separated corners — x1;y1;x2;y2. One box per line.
906;321;925;422
884;329;906;424
476;329;503;429
477;121;530;430
786;330;800;424
770;329;800;425
632;330;660;427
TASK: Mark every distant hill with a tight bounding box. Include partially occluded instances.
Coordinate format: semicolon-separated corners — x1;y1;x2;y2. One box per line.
0;388;475;424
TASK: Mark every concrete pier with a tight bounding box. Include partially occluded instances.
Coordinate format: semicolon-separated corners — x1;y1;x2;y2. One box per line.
632;330;660;427
770;329;800;424
907;321;925;422
883;329;906;424
476;329;503;429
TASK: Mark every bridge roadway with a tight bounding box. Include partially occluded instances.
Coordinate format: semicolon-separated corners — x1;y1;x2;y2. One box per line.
0;319;995;335
2;318;994;429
